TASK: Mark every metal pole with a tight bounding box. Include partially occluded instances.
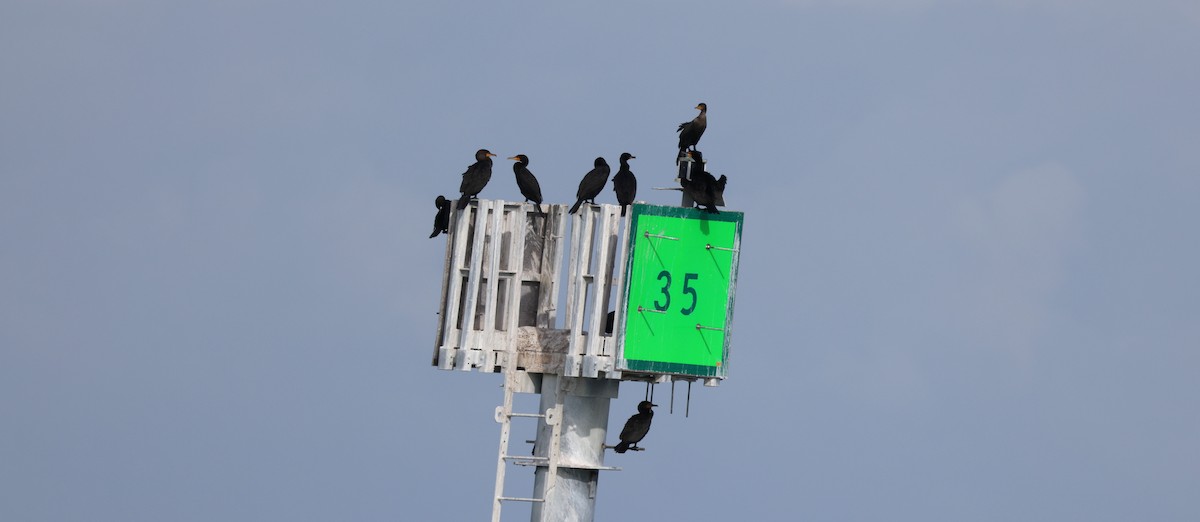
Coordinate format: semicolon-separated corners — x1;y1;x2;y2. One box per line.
529;375;618;522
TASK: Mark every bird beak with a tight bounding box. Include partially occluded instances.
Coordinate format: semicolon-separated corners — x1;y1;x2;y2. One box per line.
695;104;702;110
630;155;636;159
650;403;658;407
487;152;497;157
507;155;519;161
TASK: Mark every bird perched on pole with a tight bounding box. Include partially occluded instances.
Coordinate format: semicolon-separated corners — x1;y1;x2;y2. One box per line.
568;157;610;214
457;149;496;210
429;195;451;238
680;150;725;214
509;154;545;215
676;102;707;162
612;152;637;216
614;400;656;453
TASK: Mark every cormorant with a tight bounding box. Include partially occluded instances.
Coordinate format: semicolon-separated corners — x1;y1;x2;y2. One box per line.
457;149;496;210
612;152;637;217
681;150;725;214
509;154;545;215
676;102;707;162
614;401;656;453
430;195;451;238
568;157;610;214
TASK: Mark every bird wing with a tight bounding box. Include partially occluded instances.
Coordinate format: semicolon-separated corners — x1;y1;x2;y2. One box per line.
619;413;651;442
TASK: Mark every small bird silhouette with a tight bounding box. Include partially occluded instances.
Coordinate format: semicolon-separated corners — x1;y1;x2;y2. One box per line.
568;157;610;214
614;401;656;453
681;150;725;214
430;195;451;238
612;152;637;217
509;154;545;215
457;149;496;210
676;102;707;162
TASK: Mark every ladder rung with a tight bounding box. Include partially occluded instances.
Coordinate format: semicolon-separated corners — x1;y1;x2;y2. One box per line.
503;455;549;466
508;412;545;418
498;496;545;503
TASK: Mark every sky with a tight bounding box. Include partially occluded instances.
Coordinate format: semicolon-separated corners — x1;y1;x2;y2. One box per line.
1;0;1198;520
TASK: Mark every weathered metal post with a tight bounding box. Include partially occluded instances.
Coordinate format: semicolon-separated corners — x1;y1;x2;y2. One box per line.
529;375;618;521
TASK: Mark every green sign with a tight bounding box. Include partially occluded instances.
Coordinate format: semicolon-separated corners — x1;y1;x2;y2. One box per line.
618;204;743;378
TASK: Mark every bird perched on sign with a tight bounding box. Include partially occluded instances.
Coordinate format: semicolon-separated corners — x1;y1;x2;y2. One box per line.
509;154;544;215
681;150;725;214
457;149;496;210
612;152;636;216
676;102;707;162
568;157;610;214
429;195;451;238
614;400;656;453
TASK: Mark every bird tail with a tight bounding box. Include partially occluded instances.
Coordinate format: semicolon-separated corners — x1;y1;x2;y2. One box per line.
457;194;471;210
621;204;627;217
614;441;630;454
429;228;439;239
568;199;583;214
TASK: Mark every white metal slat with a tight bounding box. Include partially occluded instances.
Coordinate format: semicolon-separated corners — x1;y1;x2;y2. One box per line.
608;210;633;373
438;204;473;369
432;204;458;367
565;207;599;376
500;204;527;370
479;203;503;368
456;200;491;369
541;206;567;328
562;208;583;333
585;206;617;363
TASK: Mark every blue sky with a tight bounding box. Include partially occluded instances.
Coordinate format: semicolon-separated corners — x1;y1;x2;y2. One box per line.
2;1;1198;520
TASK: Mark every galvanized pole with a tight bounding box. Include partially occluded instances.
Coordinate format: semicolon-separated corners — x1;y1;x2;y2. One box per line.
529;375;619;522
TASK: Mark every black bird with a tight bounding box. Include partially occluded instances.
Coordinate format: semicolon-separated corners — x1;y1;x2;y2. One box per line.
676;102;708;162
681;150;724;214
614;401;656;453
568;157;610;214
457;149;496;210
509;154;545;215
430;195;451;238
612;152;637;217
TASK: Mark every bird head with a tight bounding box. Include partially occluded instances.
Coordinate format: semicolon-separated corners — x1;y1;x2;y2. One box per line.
619;152;636;162
637;401;657;413
435;195;447;207
476;149;496;160
508;154;528;164
594;157;608;167
696;102;707;112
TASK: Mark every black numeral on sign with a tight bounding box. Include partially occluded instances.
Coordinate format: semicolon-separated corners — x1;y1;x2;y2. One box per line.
651;271;699;315
654;270;672;311
681;273;699;315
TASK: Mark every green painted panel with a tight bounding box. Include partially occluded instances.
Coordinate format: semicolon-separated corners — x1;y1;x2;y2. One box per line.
618;204;743;378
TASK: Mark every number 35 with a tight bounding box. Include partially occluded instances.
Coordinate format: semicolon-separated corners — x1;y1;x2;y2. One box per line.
654;270;699;315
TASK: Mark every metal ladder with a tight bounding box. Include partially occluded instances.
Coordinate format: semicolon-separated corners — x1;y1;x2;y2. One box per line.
491;369;565;522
